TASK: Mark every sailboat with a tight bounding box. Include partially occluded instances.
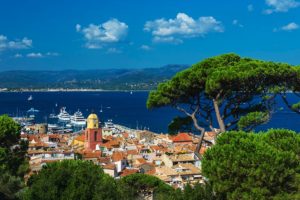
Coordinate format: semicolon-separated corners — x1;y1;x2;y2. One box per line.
28;95;33;101
100;105;103;113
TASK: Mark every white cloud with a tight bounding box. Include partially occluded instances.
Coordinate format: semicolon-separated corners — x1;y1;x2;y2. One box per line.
232;19;244;27
153;36;183;44
281;22;299;31
248;4;254;12
144;13;224;44
25;52;60;58
14;53;23;58
76;19;128;49
75;24;81;32
264;0;300;14
140;45;151;50
27;52;43;58
0;35;32;51
107;47;122;54
46;52;59;56
273;22;299;32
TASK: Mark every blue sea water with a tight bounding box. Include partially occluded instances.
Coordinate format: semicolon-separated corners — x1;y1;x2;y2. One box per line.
0;91;300;133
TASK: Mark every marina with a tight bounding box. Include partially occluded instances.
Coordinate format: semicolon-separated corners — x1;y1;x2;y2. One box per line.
1;91;300;133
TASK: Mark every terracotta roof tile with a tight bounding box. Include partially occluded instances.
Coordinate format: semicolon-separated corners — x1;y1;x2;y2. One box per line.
74;134;85;142
136;158;147;164
120;168;139;177
112;151;126;162
82;151;101;158
172;133;193;143
103;163;116;170
126;150;138;155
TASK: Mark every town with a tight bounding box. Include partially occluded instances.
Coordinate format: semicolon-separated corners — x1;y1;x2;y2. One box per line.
20;112;217;189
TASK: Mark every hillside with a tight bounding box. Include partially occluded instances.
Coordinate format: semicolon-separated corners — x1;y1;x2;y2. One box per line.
0;65;189;90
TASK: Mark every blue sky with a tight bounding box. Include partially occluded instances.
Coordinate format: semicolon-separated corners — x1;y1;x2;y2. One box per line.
0;0;299;70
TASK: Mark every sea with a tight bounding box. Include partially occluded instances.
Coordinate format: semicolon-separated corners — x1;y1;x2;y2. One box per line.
0;91;300;133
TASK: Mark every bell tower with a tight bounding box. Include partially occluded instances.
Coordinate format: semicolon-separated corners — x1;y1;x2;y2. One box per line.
84;113;102;151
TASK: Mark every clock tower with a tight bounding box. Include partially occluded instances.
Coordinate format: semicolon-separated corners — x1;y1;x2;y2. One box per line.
84;113;102;151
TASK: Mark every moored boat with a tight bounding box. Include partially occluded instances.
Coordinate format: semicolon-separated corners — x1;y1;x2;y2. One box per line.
70;110;86;126
58;107;71;121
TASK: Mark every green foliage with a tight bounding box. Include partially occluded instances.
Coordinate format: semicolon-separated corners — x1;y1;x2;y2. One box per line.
291;102;300;111
147;53;298;133
168;116;193;135
0;115;28;199
238;111;269;131
24;160;118;200
180;183;214;200
118;173;174;200
202;129;300;200
0;115;21;148
0;172;24;200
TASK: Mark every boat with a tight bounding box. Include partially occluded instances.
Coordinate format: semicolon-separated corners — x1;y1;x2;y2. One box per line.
49;113;58;119
27;108;39;113
48;124;59;129
66;124;72;128
104;119;120;134
104;119;114;129
70;110;86;126
100;105;103;113
28;95;33;101
57;107;71;121
130;91;133;95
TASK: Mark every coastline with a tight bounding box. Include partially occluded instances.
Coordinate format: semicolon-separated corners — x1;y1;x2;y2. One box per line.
0;88;151;92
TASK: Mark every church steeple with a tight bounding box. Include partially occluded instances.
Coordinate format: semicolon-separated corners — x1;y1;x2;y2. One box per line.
87;113;99;129
84;112;102;151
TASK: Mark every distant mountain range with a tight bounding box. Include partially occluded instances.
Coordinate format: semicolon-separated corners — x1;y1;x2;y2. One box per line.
0;65;189;91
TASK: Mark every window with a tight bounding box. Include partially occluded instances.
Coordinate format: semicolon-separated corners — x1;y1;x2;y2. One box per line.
94;131;97;141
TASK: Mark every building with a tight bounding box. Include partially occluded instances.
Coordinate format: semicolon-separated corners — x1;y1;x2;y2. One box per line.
161;153;196;168
172;133;193;144
84;113;103;151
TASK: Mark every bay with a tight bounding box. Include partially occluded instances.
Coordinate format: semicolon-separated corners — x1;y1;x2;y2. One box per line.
0;91;299;133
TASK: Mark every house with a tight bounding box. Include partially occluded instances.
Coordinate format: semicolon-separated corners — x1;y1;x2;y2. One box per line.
102;128;113;138
120;168;139;177
139;163;156;175
103;163;118;178
112;151;127;173
161;153;196;168
155;163;202;188
81;151;102;164
203;131;217;145
136;130;155;143
172;133;193;144
72;134;85;147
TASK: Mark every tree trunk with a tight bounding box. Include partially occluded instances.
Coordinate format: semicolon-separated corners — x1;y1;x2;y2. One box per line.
190;114;205;160
213;99;226;133
175;105;205;160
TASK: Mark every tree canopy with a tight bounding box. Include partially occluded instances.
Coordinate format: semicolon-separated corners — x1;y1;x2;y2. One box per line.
24;160;118;200
147;53;299;152
0;115;28;200
118;173;175;200
202;129;300;200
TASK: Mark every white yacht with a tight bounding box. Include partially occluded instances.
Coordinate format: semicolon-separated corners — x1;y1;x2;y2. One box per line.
104;119;114;129
27;108;39;113
28;95;33;101
58;107;71;121
48;124;59;129
70;110;86;126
